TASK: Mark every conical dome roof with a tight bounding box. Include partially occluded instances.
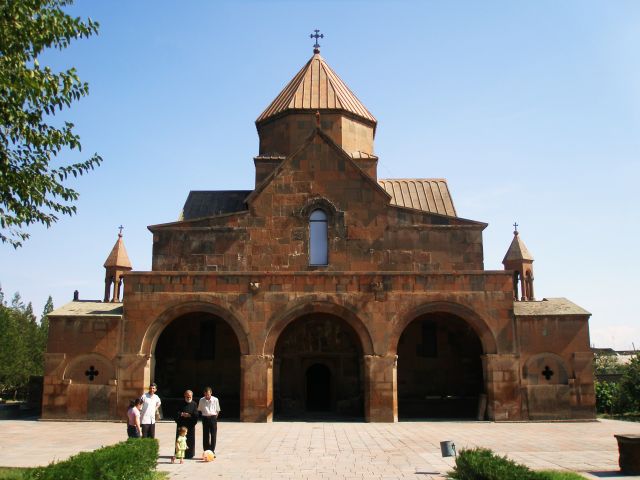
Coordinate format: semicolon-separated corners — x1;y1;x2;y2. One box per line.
502;231;534;264
256;53;376;125
104;233;132;269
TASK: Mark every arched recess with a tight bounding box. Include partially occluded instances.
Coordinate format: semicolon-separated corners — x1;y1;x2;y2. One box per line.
63;353;116;419
273;311;365;419
391;302;495;420
523;353;569;385
263;298;374;356
388;301;497;356
64;353;115;385
142;301;249;420
140;301;249;356
523;352;571;420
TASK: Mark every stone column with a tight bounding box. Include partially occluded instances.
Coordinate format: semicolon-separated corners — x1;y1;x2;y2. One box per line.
482;353;522;421
116;353;150;419
240;354;273;422
364;354;397;422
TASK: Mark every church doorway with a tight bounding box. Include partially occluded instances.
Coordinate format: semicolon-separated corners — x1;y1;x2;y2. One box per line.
397;312;484;420
274;313;364;420
306;363;331;411
154;312;241;419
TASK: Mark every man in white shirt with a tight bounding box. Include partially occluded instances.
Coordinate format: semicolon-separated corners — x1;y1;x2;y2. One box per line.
140;383;161;438
197;386;221;454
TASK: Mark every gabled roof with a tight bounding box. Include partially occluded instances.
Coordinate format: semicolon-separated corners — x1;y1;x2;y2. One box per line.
503;231;534;263
181;190;251;221
378;179;457;217
245;126;390;207
103;234;132;270
514;298;590;316
256;53;376;125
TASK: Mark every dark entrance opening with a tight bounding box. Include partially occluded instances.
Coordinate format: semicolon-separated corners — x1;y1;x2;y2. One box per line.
154;312;241;419
306;364;331;411
274;313;363;420
397;312;484;420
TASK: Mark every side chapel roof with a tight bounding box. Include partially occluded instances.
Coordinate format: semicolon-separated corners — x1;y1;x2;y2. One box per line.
256;53;376;126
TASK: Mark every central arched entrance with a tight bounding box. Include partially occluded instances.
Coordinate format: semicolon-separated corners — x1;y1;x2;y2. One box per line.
154;312;241;419
397;312;484;419
274;312;364;420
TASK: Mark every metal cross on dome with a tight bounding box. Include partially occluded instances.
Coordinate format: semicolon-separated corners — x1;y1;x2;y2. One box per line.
118;225;124;236
310;29;324;53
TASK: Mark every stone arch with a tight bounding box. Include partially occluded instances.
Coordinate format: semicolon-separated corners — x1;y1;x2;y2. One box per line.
388;301;497;356
63;353;115;385
523;352;569;385
140;300;250;356
263;297;374;356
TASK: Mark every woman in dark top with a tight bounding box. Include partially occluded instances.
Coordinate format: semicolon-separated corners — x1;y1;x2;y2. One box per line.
175;389;199;459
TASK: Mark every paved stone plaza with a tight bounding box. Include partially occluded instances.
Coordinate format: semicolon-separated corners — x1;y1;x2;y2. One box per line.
0;419;639;479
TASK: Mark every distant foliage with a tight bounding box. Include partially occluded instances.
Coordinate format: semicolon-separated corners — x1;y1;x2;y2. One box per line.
0;286;50;399
593;352;640;416
0;0;102;247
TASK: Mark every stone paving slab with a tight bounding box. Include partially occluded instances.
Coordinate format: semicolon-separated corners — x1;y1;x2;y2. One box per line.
0;419;639;479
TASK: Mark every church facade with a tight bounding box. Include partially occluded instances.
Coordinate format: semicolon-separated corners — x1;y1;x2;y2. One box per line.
43;44;595;422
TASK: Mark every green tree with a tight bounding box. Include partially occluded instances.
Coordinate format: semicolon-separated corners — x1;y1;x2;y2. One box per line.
0;288;51;399
619;353;640;412
0;0;102;248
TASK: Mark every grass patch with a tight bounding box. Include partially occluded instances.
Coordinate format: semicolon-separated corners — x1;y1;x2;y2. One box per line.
599;412;640;422
0;467;30;480
539;471;586;480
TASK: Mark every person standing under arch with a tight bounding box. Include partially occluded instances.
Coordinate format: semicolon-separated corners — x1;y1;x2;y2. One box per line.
198;386;221;454
175;390;198;459
140;383;161;438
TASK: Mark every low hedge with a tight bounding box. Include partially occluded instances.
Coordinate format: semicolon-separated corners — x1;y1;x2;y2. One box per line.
448;448;584;480
25;438;158;480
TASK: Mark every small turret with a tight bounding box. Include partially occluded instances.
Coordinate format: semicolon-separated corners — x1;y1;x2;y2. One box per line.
103;226;132;302
502;224;535;301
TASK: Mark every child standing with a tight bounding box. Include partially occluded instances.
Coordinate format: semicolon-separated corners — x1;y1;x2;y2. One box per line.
172;426;188;464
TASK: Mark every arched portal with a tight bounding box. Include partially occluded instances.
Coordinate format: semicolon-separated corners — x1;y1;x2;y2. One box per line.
154;312;241;419
274;312;364;420
397;312;484;419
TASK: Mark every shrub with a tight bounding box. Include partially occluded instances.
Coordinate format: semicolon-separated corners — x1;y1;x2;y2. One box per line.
26;438;158;480
595;380;621;414
449;448;542;480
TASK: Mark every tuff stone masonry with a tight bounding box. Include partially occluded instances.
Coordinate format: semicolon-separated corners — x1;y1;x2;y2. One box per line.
43;47;595;422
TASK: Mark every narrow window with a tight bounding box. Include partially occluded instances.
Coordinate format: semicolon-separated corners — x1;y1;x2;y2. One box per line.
309;209;328;265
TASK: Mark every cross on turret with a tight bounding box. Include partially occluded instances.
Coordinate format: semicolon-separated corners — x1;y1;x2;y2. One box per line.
310;29;324;53
118;225;124;237
513;222;518;235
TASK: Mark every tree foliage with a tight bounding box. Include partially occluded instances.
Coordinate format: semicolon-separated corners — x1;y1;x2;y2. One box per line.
0;285;50;399
0;0;101;247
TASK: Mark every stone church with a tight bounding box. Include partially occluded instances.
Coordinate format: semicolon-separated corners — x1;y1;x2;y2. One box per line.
43;40;595;422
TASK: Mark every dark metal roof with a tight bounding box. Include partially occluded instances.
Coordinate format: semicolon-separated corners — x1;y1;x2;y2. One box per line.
181;191;252;220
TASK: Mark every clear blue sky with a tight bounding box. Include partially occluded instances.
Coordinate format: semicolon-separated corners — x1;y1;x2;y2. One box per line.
1;0;638;350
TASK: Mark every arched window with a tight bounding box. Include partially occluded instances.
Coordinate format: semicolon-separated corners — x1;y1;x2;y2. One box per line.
309;209;328;265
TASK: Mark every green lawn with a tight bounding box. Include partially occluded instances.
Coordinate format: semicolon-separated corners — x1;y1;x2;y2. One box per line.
539;470;589;480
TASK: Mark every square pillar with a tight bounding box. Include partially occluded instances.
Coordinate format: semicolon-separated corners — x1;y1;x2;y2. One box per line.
482;353;522;421
240;354;273;422
364;354;397;422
